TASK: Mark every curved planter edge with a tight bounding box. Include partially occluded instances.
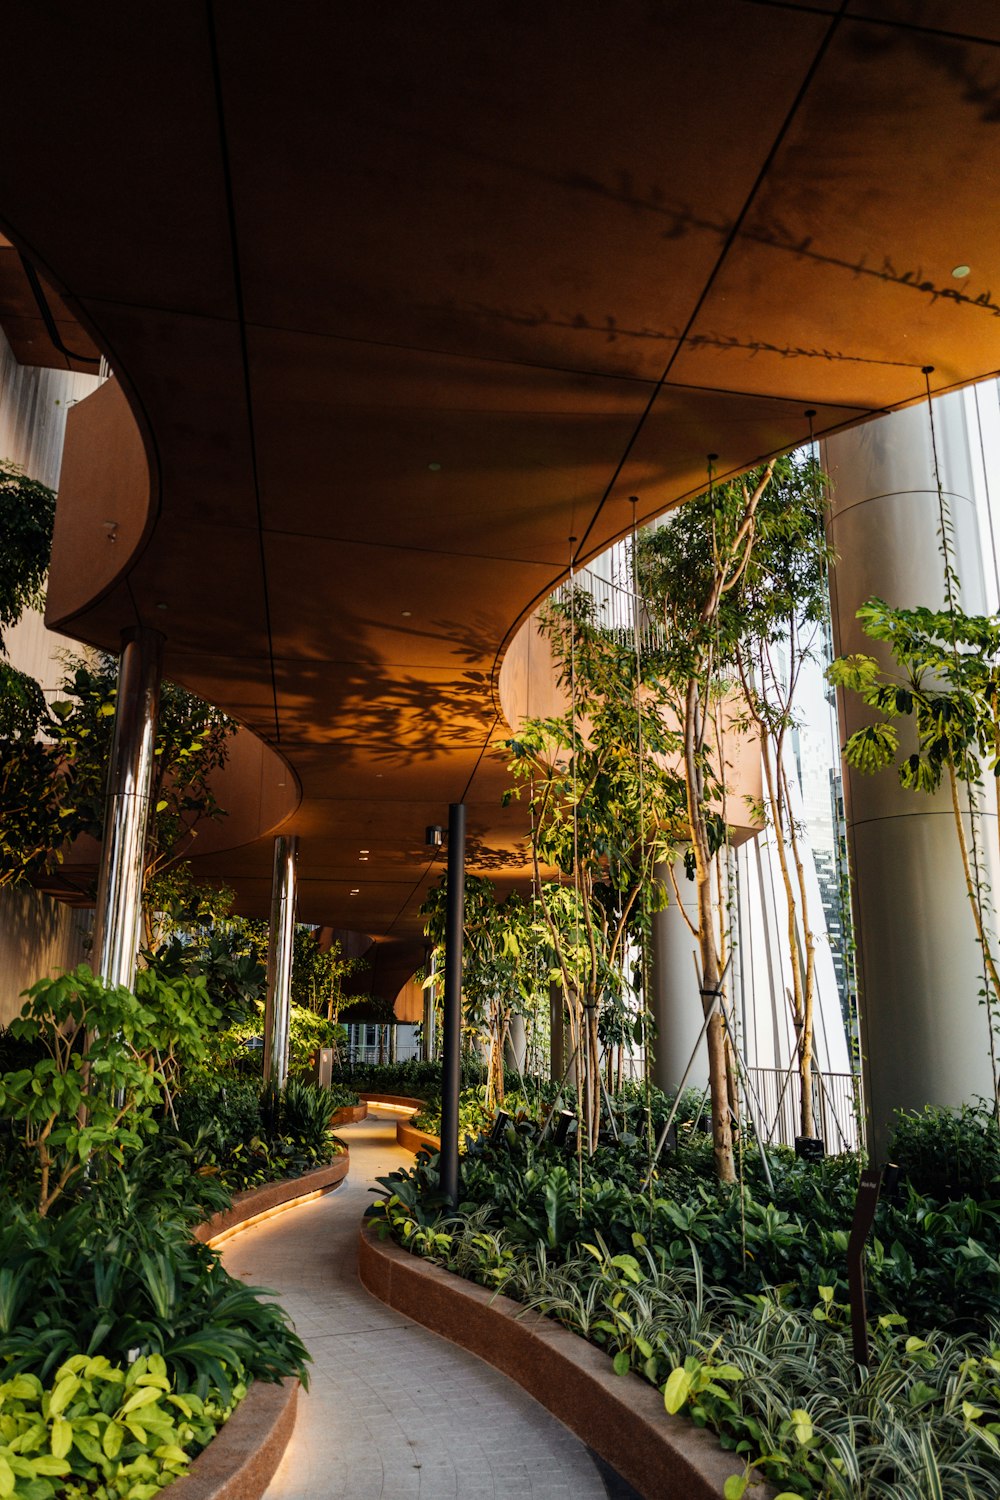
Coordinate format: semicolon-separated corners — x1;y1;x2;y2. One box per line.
354;1093;439;1154
396;1120;440;1155
194;1149;350;1244
357;1222;777;1500
331;1102;368;1126
169;1376;298;1500
358;1091;425;1111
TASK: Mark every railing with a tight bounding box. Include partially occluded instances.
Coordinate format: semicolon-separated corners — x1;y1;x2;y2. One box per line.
552;543;665;657
747;1065;863;1153
344;1023;421;1066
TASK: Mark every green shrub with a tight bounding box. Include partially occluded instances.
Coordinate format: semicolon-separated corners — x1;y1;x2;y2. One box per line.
0;968;312;1426
171;1078;344;1193
889;1102;1000;1202
0;1351;241;1500
376;1108;1000;1331
334;1058;485;1096
173;1080;262;1163
373;1178;1000;1498
87;1133;232;1235
220;1001;341;1078
0;1200;308;1397
0;969;166;1216
411;1081;568;1142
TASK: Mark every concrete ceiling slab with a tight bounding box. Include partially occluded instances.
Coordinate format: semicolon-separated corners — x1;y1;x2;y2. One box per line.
2;2;999;990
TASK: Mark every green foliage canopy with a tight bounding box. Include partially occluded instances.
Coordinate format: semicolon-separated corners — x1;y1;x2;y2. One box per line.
0;653;234;896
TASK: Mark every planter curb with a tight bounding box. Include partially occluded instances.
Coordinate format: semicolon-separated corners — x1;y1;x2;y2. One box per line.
331;1102;368;1126
194;1149;349;1244
358;1221;777;1500
354;1093;438;1154
397;1120;440;1155
168;1377;298;1500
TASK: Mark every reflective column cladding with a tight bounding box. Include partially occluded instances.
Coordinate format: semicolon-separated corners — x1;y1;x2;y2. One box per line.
824;396;999;1156
91;626;164;992
263;835;299;1089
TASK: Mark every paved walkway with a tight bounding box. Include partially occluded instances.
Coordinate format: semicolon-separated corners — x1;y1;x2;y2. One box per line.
222;1110;615;1500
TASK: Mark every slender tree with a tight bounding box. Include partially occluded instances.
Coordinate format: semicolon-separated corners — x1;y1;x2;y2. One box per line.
505;588;685;1152
729;454;833;1137
422;876;544;1109
638;461;776;1183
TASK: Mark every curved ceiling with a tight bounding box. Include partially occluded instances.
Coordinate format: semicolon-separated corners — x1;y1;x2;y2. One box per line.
2;1;1000;994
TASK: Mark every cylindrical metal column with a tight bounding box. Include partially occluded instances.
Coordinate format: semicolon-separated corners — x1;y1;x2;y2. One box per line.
422;951;437;1061
263;835;299;1089
440;802;465;1206
648;863;709;1096
92;627;164;991
503;1012;527;1074
825;398;999;1156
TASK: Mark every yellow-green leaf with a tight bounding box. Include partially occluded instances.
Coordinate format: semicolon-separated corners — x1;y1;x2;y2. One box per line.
51;1419;72;1460
102;1421;123;1460
48;1375;80;1416
723;1476;747;1500
154;1445;190;1465
790;1408;813;1445
120;1386;160;1414
29;1457;70;1476
5;1376;41;1401
664;1366;693;1414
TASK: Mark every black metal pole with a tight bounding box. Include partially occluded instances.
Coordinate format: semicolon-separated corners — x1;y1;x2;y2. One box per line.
440;802;466;1206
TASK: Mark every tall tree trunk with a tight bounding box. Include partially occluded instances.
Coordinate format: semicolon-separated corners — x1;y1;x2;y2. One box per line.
581;988;601;1152
777;755;818;1138
685;678;736;1184
486;996;506;1110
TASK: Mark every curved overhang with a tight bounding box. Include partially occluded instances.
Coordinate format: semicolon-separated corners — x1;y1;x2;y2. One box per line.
2;3;1000;993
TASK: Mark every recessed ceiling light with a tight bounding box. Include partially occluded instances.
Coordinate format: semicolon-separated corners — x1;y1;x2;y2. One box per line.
360;848;369;854
401;609;412;617
350;888;360;895
155;602;168;611
952;264;971;279
428;462;442;472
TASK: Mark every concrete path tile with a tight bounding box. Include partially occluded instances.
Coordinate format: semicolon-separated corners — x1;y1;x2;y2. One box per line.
221;1112;612;1500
